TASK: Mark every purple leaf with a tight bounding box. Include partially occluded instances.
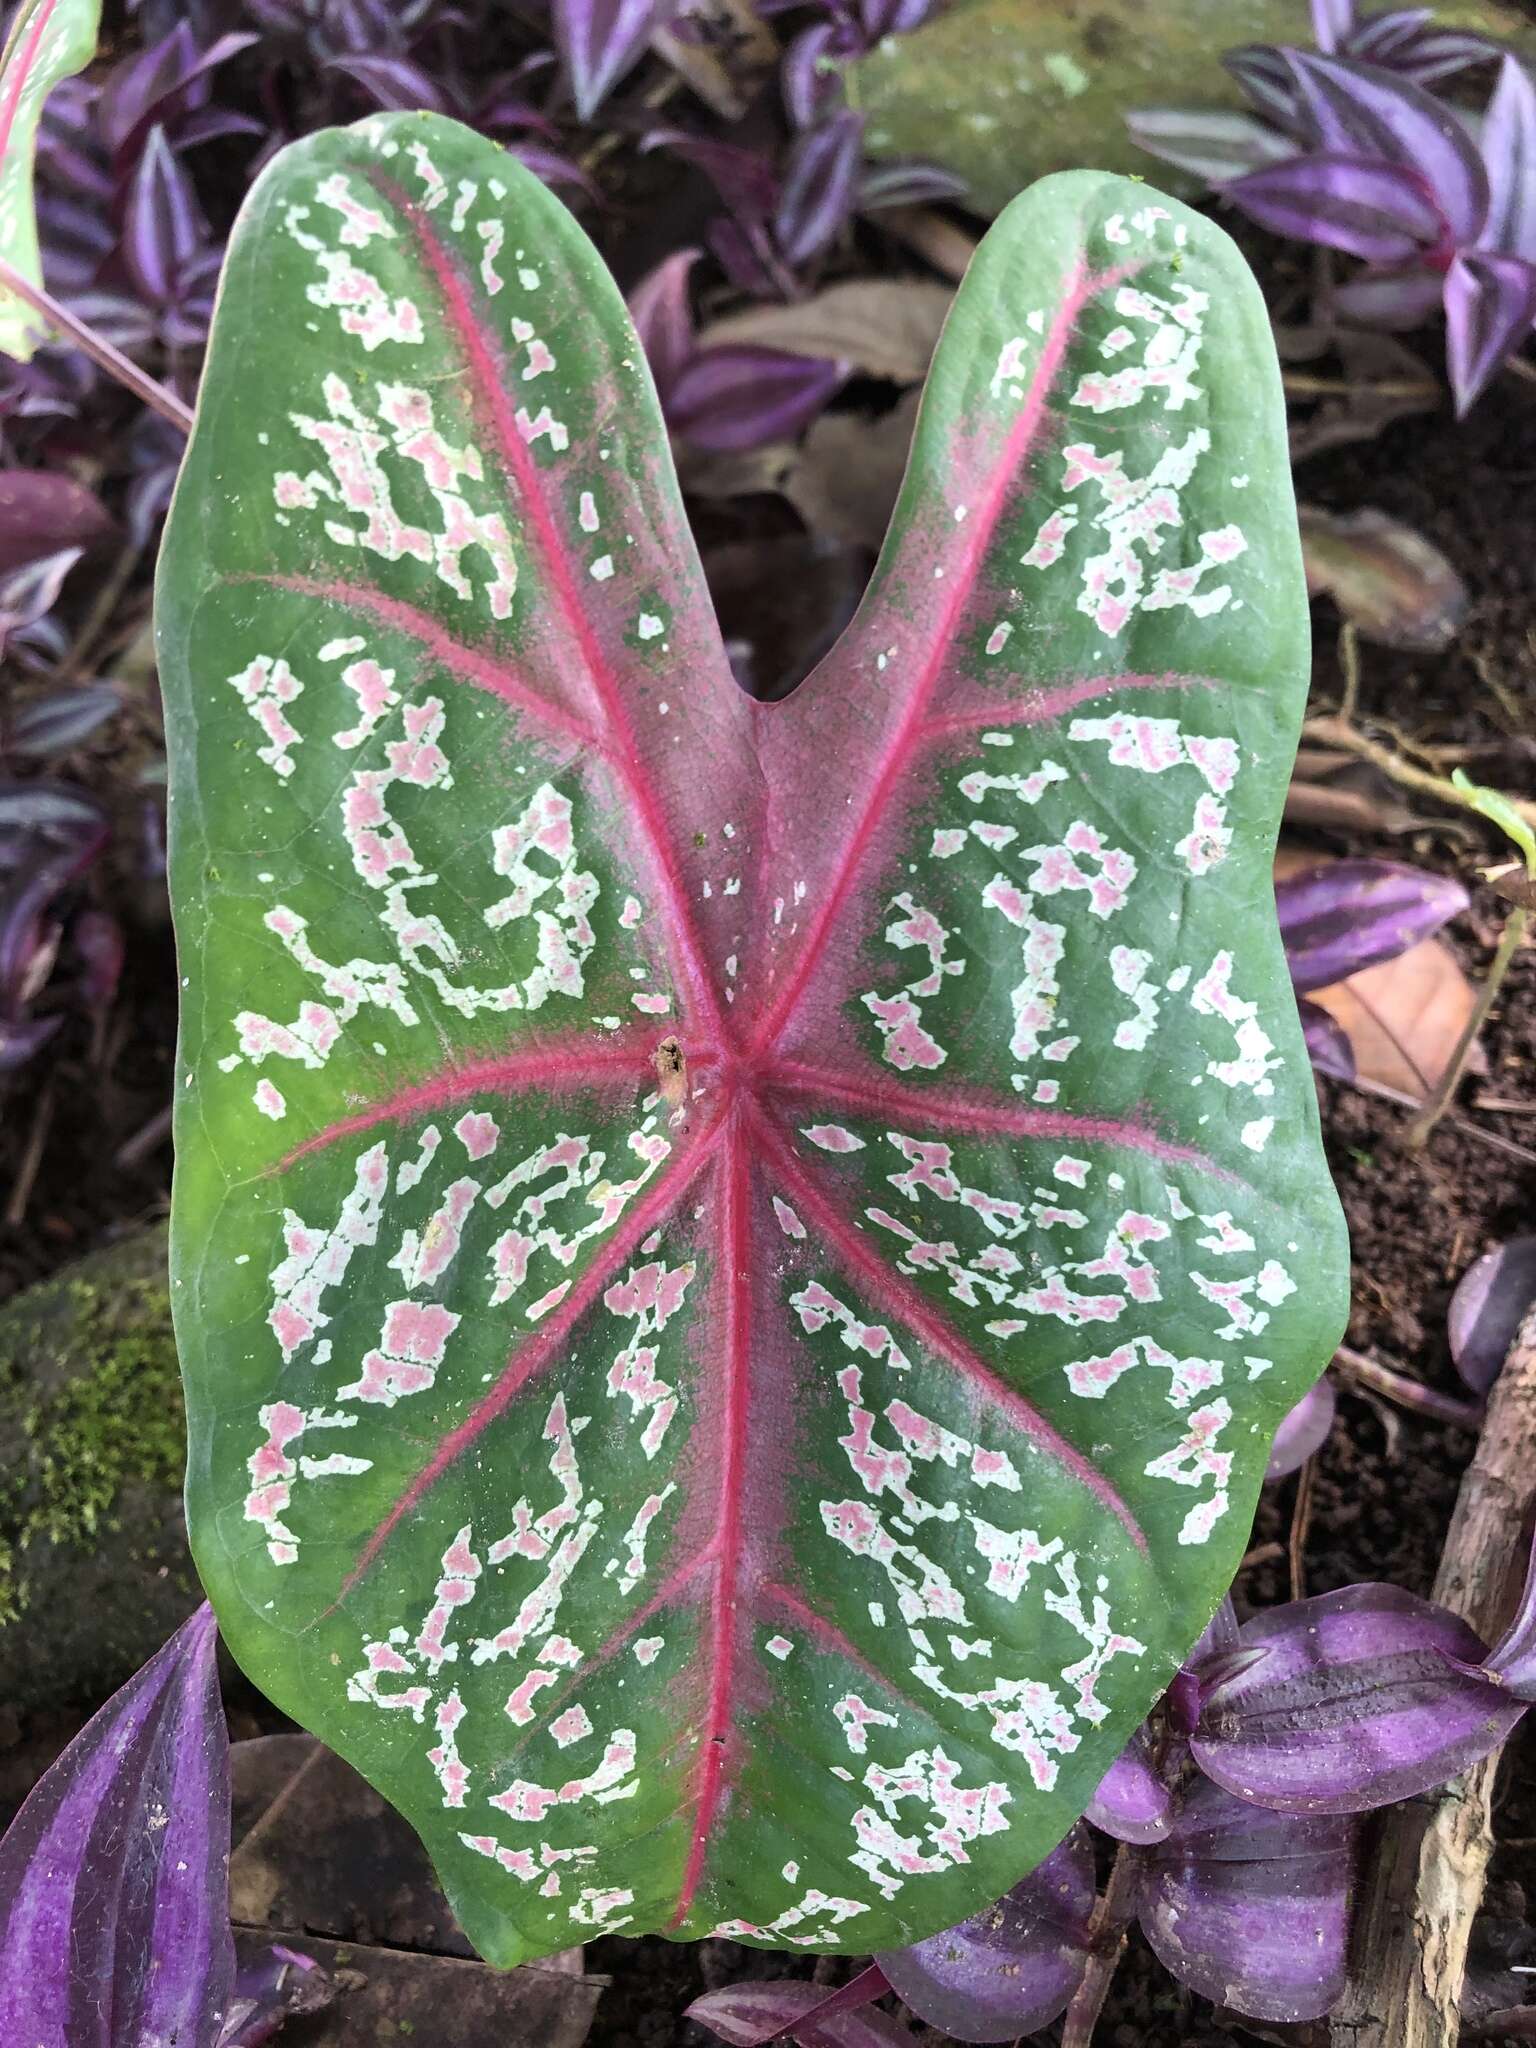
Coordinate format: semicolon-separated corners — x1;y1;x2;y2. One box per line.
1283;51;1488;245
8;682;122;757
1276;858;1469;992
0;777;104;840
0;468;111;574
775;112;864;267
626;247;699;401
784;21;847;131
686;1978;911;2048
73;905;124;1008
667;344;847;450
1191;1583;1524;1812
644;127;779;222
505;142;600;198
1448;1236;1536;1395
1312;0;1354;53
123;124;209;310
1265;1376;1336;1478
1126;105;1293;186
218;1943;327;2046
1088;1726;1174;1843
1225;44;1309;131
857;159;968;210
1480;57;1536;264
0;1605;235;2047
874;1828;1093;2042
1470;1526;1536;1699
860;0;935;38
98;25;258;162
1445;246;1536;413
1333;264;1446;328
1299;995;1356;1080
323;53;452;114
1227;151;1445;264
0;1008;60;1067
1138;1776;1355;2023
1348;14;1502;84
0;544;82;653
555;0;673;122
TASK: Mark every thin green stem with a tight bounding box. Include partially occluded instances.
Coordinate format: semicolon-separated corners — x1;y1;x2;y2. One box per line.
1405;905;1529;1150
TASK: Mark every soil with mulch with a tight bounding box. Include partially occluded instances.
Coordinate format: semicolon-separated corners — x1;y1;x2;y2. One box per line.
6;213;1536;2045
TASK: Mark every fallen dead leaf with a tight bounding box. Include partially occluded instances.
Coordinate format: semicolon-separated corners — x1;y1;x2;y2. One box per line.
784;389;920;550
698;279;955;383
1299;504;1467;651
1276;846;1481;1095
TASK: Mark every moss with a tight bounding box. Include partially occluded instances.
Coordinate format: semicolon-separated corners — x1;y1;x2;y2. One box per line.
0;1250;186;1626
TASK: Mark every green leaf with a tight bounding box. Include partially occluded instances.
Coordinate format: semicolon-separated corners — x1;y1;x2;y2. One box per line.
0;0;101;361
1453;768;1536;877
159;115;1346;1968
846;0;1536;218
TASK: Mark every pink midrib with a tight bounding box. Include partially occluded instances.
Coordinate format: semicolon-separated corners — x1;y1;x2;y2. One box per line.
380;171;727;1047
669;1116;751;1927
748;258;1106;1060
0;1;56;168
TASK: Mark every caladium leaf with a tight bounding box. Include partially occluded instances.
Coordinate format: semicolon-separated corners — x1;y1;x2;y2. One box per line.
0;0;101;361
159;118;1345;1967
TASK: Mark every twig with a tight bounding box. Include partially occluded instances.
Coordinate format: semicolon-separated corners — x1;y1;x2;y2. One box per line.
5;1077;54;1228
1405;906;1530;1149
114;1102;172;1171
1338;620;1360;723
1341;1070;1536;1169
54;537;144;684
1303;712;1536;834
1329;1301;1536;2047
874;205;977;283
0;257;193;433
1288;1452;1316;1601
1060;1840;1143;2048
1333;1344;1486;1430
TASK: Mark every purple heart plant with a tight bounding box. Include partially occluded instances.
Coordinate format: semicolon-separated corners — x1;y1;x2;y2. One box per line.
688;1535;1536;2040
1129;0;1536;412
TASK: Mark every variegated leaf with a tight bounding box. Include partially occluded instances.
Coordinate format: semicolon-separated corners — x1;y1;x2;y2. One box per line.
159;115;1346;1966
0;0;101;360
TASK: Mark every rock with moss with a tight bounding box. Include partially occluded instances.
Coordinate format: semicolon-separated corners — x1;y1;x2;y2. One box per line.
0;1224;199;1717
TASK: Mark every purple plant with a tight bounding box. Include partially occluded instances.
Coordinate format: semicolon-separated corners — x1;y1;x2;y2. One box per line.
0;1606;235;2044
1276;856;1469;1084
691;1542;1536;2039
627;243;849;449
1130;3;1534;410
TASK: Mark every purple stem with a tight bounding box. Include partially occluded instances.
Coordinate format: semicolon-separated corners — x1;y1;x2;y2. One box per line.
0;257;193;433
1334;1343;1486;1428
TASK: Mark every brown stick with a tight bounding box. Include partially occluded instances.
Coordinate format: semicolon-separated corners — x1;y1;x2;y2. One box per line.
1329;1299;1536;2047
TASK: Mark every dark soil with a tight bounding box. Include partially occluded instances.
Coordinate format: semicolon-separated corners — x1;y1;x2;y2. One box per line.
6;192;1536;2048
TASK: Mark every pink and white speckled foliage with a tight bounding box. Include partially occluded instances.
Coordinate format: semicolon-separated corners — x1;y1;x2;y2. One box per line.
157;113;1346;1967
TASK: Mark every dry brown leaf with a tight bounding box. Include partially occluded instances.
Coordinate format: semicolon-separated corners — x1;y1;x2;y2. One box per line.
1274;844;1481;1096
698;279;955;383
784;389;920;550
1298;503;1468;651
1308;940;1480;1096
648;0;777;118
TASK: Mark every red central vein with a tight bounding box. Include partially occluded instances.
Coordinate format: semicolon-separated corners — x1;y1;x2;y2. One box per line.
383;177;728;1048
277;1033;658;1167
769;1059;1228;1175
747;1100;1148;1553
335;1114;727;1602
0;3;56;163
748;258;1119;1062
670;1110;752;1927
